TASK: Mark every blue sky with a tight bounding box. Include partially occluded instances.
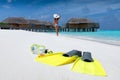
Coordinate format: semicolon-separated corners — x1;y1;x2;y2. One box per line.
0;0;120;30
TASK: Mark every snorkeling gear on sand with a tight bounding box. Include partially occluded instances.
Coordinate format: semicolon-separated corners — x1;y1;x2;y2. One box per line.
72;52;107;76
31;44;53;55
30;45;107;76
35;50;81;66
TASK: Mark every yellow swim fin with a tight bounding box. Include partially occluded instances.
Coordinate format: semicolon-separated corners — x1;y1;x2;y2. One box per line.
35;50;82;66
71;58;107;76
35;52;78;66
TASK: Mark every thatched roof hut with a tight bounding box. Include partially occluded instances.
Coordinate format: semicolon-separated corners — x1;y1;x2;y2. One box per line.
27;20;53;29
28;20;41;25
1;17;53;31
27;20;52;31
2;17;29;29
27;20;52;25
67;18;93;24
37;21;53;31
2;17;28;24
66;18;99;32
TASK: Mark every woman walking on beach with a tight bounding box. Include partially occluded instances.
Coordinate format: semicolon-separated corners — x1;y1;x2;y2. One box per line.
53;14;60;36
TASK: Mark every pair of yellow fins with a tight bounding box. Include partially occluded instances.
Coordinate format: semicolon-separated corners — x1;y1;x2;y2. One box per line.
35;50;107;76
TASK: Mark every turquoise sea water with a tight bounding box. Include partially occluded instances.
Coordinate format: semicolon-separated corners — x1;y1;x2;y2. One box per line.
58;30;120;46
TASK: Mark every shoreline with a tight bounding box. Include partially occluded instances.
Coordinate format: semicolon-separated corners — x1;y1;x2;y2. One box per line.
59;34;120;47
47;30;120;47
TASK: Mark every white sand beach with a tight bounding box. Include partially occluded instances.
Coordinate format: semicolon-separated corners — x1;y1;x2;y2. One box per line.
0;30;120;80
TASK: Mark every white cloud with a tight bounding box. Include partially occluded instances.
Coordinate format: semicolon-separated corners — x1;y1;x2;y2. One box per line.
2;5;10;9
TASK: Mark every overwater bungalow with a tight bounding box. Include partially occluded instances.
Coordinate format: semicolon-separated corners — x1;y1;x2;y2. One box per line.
27;20;53;32
63;18;99;32
0;17;53;32
1;17;28;30
27;19;43;31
